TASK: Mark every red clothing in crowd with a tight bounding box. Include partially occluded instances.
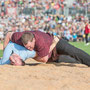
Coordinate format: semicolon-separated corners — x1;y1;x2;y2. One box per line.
85;24;90;34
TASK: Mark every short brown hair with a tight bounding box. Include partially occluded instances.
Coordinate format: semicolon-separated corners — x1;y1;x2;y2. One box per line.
21;32;34;45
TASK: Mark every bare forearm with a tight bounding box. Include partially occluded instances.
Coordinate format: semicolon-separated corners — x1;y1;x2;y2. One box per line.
34;59;46;63
3;36;10;49
3;32;13;49
49;36;59;53
49;42;57;53
34;56;48;63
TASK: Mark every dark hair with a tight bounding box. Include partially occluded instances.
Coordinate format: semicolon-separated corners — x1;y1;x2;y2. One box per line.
21;32;34;45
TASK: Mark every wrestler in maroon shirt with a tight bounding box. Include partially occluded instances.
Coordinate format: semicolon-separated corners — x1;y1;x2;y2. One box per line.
10;31;58;62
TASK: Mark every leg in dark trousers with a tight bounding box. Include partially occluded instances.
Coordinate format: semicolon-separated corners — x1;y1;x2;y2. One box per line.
56;39;90;66
85;34;89;43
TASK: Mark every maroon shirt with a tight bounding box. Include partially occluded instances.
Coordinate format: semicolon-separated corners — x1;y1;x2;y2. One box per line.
11;31;54;58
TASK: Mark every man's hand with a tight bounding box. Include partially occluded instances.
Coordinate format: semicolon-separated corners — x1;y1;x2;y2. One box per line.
53;36;59;44
9;53;25;66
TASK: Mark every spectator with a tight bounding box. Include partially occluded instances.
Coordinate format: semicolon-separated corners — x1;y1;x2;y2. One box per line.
85;22;90;45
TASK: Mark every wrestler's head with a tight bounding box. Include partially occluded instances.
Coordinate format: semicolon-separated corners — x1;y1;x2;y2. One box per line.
9;53;25;66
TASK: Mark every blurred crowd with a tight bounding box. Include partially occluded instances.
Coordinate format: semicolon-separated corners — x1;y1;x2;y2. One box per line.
0;0;90;42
